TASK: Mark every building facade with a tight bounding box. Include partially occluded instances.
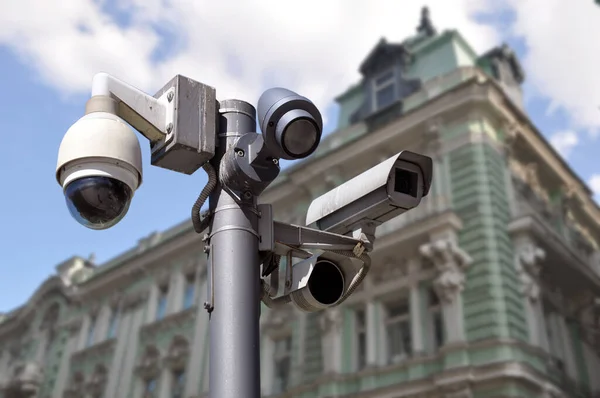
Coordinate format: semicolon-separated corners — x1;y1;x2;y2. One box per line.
1;8;600;398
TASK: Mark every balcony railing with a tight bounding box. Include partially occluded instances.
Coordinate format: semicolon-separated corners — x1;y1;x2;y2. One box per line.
511;176;600;276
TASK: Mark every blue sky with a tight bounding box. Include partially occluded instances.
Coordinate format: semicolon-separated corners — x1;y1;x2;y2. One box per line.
0;0;599;312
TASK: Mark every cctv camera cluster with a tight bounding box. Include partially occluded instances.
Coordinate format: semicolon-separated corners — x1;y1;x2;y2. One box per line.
55;72;433;314
259;151;432;312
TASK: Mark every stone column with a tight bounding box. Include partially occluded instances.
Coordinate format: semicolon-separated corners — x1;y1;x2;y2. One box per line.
117;293;148;398
514;240;548;349
365;301;378;367
34;330;49;365
410;282;424;355
557;316;578;381
104;302;133;398
77;314;91;350
184;279;209;397
158;368;172;398
168;271;185;314
146;284;159;324
53;325;80;397
419;239;472;344
95;305;111;344
261;336;275;396
292;312;307;386
319;308;343;373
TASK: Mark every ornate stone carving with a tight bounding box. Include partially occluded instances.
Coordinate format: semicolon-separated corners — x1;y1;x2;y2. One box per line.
5;362;44;397
419;239;472;303
122;290;149;311
262;307;295;332
422;119;442;155
516;243;545;302
63;372;85;398
373;257;409;284
155;270;171;287
135;345;161;379
318;308;343;334
163;335;190;370
503;121;519;156
85;365;107;398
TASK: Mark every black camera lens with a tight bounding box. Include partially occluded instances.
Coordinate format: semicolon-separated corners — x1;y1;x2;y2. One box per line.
64;176;132;230
394;168;419;198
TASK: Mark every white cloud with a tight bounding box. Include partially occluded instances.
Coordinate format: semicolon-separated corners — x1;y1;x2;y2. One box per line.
0;0;501;126
549;130;579;159
504;0;600;137
588;174;600;202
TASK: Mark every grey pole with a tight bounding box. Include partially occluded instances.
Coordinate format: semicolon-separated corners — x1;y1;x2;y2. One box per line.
208;99;262;398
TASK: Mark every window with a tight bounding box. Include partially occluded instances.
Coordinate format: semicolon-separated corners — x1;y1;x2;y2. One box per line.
355;309;367;370
143;378;157;398
183;274;196;310
107;308;119;339
86;316;97;347
272;336;292;394
384;299;411;364
156;285;169;321
372;69;396;111
429;289;444;351
171;369;185;398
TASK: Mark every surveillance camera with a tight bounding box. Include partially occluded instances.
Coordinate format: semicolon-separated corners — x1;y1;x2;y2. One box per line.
286;252;357;312
305;151;433;236
257;88;323;160
56;111;143;230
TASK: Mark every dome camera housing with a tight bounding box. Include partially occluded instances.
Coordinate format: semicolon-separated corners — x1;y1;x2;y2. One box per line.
56;112;143;230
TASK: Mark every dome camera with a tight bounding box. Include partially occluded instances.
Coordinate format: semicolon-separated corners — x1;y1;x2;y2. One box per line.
56;112;143;230
257;88;323;160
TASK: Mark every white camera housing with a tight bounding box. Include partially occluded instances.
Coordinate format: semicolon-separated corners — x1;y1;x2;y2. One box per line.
305;151;432;235
56;111;143;194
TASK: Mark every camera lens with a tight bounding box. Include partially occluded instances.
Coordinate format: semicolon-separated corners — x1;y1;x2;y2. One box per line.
64;176;133;230
394;168;419;197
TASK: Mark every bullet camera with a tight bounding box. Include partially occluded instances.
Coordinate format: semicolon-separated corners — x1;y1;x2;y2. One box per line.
55;111;143;230
257;88;323;160
305;151;433;236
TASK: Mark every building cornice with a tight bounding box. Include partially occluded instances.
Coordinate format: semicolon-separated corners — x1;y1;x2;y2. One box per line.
485;78;600;226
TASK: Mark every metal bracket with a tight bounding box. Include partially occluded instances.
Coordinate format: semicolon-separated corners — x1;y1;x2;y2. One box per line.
258;204;274;252
272;221;372;253
204;244;214;314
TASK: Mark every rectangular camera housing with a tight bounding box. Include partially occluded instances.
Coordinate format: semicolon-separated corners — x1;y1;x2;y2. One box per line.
305;151;433;235
151;75;217;175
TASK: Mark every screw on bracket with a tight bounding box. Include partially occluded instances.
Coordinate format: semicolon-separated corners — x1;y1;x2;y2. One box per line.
167;91;174;102
166;123;173;134
272;158;279;165
236;149;245;157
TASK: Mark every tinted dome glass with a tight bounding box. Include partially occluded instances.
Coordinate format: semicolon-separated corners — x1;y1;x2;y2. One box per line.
282;119;318;157
64;176;132;230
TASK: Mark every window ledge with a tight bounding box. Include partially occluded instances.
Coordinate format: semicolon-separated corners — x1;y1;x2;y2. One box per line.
140;306;196;338
71;338;116;362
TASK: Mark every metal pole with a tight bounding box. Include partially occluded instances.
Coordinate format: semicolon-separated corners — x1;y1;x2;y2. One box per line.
208;99;261;398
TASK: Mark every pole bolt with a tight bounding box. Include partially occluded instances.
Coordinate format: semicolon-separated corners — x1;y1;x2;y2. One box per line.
167;91;174;102
243;191;252;200
166;123;173;134
236;149;245;157
203;245;210;253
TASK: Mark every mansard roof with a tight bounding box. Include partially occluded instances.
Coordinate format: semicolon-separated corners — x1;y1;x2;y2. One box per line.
358;38;410;75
